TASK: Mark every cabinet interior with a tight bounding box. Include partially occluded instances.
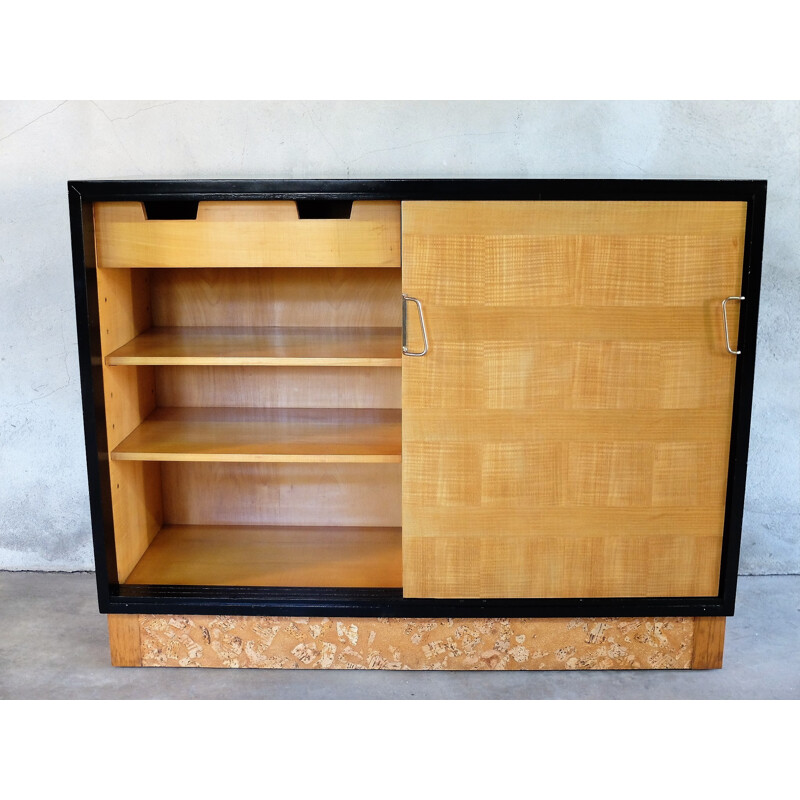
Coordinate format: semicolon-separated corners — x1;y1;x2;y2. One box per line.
95;200;403;588
87;191;752;606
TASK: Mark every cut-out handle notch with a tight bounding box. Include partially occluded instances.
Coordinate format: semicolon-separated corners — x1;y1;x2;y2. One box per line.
143;201;199;220
295;200;353;219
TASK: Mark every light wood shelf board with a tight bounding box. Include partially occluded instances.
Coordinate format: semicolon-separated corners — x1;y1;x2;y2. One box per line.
111;407;402;463
125;524;402;588
105;326;402;366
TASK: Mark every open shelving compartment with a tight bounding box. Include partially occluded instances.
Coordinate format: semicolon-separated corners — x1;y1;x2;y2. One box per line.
94;199;403;591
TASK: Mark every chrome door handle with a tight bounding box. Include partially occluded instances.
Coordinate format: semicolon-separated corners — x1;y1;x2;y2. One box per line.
722;296;744;355
402;294;428;357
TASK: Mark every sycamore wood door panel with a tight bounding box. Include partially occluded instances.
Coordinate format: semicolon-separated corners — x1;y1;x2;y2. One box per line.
401;201;746;599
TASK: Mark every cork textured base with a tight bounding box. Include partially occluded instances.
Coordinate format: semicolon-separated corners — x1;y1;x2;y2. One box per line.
108;614;725;670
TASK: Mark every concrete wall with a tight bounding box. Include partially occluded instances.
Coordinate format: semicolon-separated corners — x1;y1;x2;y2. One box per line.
0;100;797;573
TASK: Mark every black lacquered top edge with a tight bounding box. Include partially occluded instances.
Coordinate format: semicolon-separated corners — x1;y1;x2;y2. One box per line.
69;178;767;203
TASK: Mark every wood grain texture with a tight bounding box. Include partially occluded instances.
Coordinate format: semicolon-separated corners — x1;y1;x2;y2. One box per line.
95;267;155;450
108;615;143;666
150;268;401;328
124;525;402;588
402;200;747;237
155;365;400;409
195;200;298;221
403;535;723;598
161;462;401;528
96;267;162;580
111;407;402;463
691;616;726;669
95;267;152;356
402;200;746;599
94;201;401;268
101;364;157;452
133;615;697;669
108;461;163;582
105;326;401;366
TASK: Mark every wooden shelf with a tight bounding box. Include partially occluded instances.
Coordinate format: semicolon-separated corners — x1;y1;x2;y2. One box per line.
124;524;402;588
111;407;402;463
105;326;402;366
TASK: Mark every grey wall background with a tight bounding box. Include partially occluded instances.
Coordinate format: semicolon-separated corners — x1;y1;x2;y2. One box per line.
0;100;797;574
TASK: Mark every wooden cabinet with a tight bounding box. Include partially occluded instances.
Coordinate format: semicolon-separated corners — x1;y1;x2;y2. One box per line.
70;180;766;669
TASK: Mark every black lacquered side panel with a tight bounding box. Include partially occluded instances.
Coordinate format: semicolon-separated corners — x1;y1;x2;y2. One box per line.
716;184;767;614
70;187;118;611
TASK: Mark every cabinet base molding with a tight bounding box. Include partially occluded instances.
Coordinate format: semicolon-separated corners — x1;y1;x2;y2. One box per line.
108;614;724;670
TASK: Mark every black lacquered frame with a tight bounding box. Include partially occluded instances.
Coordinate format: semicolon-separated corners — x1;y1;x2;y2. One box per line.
69;179;766;617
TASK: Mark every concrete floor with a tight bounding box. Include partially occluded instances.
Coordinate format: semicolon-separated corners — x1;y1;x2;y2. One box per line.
0;572;797;699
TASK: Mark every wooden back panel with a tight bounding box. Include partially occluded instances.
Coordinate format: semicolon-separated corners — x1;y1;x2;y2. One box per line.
156;365;400;409
150;267;401;328
402;201;746;599
161;462;401;528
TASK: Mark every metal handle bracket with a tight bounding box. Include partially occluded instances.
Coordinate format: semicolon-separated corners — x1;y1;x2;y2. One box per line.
402;294;428;357
722;296;744;355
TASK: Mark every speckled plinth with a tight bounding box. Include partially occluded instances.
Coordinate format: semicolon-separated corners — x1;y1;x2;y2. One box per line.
109;614;725;670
